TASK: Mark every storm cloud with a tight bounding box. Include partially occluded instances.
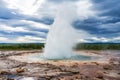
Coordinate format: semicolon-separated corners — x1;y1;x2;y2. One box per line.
0;0;120;43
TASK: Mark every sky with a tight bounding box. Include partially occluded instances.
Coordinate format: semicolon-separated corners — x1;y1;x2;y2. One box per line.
0;0;120;43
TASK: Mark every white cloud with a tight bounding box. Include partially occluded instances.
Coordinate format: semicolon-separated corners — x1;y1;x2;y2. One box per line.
99;22;120;32
40;0;96;19
113;37;120;40
0;24;41;35
91;37;110;42
0;24;28;33
0;35;45;43
14;35;45;43
77;36;120;43
0;37;8;42
77;39;90;43
0;19;50;30
0;0;119;43
0;21;48;36
76;0;97;20
20;20;50;30
4;0;46;15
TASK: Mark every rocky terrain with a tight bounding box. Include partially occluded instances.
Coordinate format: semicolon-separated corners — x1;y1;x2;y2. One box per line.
0;50;120;80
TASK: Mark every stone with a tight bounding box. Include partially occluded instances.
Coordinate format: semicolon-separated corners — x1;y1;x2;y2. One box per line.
16;68;25;73
0;70;10;75
96;75;103;79
7;78;14;80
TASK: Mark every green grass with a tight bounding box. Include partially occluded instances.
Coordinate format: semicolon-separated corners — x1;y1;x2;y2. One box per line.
0;43;120;50
74;43;120;50
0;43;44;50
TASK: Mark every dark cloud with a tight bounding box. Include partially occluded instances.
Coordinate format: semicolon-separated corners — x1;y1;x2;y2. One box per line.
0;0;120;43
0;30;46;38
0;0;24;20
72;0;120;39
73;18;120;37
92;0;120;17
27;17;54;25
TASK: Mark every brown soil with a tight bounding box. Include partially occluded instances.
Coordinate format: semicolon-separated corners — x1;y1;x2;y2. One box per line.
0;50;120;80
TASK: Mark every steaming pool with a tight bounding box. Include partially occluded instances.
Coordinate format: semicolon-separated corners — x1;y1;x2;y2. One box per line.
8;52;106;63
29;54;98;61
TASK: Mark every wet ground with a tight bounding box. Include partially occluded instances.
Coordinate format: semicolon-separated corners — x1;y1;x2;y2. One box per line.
0;50;120;80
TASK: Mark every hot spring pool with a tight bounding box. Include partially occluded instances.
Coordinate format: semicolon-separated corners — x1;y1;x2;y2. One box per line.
28;53;101;61
8;52;107;63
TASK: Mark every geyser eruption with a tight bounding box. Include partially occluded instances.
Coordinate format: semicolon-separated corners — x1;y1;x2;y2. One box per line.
44;3;78;59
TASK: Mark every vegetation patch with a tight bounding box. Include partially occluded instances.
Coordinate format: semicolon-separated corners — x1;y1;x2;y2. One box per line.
0;43;120;50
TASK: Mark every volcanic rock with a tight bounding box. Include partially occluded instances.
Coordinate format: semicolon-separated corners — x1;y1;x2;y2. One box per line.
16;68;25;73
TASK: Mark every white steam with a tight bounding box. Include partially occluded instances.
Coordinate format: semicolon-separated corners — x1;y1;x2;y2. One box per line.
44;1;94;59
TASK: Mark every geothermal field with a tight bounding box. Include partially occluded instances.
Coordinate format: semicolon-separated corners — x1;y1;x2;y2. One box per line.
0;49;120;80
0;0;120;80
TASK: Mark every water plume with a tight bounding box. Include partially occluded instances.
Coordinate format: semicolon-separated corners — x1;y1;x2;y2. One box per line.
44;2;91;59
44;3;78;59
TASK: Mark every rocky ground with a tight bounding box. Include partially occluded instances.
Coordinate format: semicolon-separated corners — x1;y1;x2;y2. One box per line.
0;50;120;80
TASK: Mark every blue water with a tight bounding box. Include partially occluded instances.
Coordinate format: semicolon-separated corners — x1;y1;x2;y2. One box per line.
29;53;96;61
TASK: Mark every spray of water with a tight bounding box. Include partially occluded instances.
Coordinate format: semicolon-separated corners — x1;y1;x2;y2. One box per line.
44;2;92;59
44;3;77;59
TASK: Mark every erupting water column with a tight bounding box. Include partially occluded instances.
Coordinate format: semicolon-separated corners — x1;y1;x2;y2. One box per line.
44;3;78;59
